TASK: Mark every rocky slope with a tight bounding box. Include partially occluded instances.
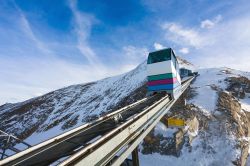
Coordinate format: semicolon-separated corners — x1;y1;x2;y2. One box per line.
140;68;250;166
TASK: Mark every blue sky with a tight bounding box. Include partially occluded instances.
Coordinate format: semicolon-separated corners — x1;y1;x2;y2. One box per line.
1;0;250;104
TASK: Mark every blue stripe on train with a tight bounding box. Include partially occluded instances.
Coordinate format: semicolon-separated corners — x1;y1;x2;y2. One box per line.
147;83;180;91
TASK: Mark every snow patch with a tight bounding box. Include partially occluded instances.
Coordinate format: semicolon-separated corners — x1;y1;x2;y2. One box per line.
240;93;250;112
154;122;178;138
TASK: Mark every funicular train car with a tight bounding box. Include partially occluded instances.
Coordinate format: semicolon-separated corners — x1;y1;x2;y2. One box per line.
180;68;193;78
180;67;198;79
147;48;182;99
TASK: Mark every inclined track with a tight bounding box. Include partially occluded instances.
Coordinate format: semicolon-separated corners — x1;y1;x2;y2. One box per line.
0;77;194;166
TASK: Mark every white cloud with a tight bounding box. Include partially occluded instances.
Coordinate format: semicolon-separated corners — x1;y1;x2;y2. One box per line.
179;47;189;54
68;0;103;69
201;15;222;29
161;14;250;71
0;44;149;105
0;1;148;105
13;4;54;56
153;42;164;50
200;20;214;29
191;16;250;71
162;23;206;48
68;0;146;74
122;45;148;68
123;45;148;58
0;56;107;105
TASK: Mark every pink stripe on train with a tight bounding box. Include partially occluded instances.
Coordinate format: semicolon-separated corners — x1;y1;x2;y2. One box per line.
147;78;177;86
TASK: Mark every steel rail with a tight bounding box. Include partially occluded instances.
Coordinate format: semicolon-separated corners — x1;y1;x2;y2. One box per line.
59;77;194;166
0;77;194;166
60;97;170;166
112;76;193;166
0;96;153;166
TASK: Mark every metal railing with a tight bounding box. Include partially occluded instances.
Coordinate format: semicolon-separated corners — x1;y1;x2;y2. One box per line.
60;76;195;166
0;76;195;166
0;130;31;160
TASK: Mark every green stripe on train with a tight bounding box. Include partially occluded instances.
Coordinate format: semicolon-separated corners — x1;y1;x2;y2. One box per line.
148;73;175;81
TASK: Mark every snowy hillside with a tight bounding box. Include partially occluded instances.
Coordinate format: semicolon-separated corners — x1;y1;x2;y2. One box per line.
0;62;147;145
1;60;250;165
0;58;192;145
140;67;250;166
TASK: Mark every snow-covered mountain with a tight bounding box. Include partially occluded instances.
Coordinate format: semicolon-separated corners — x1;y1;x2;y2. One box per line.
1;60;250;165
140;67;250;166
0;61;147;145
177;56;195;71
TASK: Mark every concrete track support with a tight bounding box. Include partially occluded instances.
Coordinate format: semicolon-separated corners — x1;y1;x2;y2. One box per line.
132;147;139;166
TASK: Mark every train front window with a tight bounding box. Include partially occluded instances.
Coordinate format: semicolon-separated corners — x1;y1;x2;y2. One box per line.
147;51;171;64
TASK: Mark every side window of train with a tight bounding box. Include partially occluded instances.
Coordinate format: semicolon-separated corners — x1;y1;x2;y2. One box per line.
174;58;177;69
174;55;178;75
172;53;177;69
147;52;171;64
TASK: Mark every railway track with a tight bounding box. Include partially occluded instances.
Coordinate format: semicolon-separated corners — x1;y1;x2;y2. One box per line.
60;76;194;166
0;76;194;166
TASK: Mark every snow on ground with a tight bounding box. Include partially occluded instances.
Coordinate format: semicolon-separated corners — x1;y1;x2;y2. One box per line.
241;135;250;155
23;61;147;145
240;93;250;112
140;116;239;166
188;69;224;113
154;122;178;138
140;67;250;165
247;156;250;166
188;68;245;114
187;127;198;137
140;132;238;166
2;61;250;163
25;123;66;145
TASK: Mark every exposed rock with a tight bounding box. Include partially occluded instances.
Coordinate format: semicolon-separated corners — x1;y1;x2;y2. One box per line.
186;117;199;144
226;76;250;99
217;91;250;166
141;87;204;157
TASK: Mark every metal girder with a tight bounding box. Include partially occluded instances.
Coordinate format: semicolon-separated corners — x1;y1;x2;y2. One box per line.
0;76;195;166
0;130;31;160
113;78;193;166
60;95;170;166
0;97;150;166
132;147;139;166
60;77;194;166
